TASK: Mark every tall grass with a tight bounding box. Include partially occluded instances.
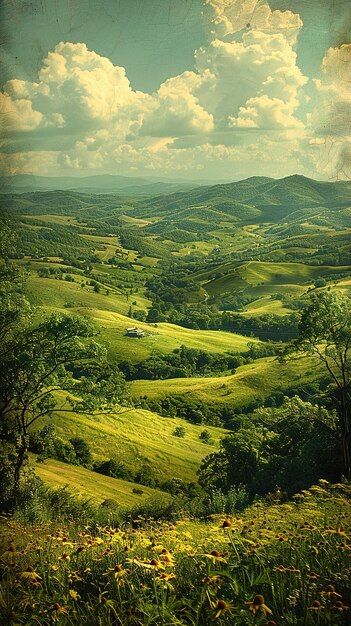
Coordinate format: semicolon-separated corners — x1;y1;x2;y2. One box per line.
1;480;350;625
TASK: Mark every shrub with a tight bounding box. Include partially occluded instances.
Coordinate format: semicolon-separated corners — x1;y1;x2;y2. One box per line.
173;426;186;438
94;459;133;481
53;438;77;464
69;437;92;467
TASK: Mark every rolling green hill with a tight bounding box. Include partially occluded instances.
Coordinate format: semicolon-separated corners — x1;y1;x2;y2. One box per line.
33;457;168;508
2;174;350;514
131;356;322;409
35;403;223;483
24;274;259;362
194;260;351;297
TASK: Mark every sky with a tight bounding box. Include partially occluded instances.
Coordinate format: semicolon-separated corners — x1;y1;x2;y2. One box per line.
0;0;351;181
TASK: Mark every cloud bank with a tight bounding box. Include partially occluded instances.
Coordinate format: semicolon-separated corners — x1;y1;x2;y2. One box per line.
1;1;350;179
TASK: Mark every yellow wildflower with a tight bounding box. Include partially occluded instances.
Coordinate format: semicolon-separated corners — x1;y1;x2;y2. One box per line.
246;594;273;617
1;546;20;562
203;549;228;564
334;601;349;612
19;566;41;584
320;585;342;599
309;600;323;611
211;599;233;619
52;603;69;622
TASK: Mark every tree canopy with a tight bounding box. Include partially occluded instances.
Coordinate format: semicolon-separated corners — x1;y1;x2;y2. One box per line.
294;291;351;478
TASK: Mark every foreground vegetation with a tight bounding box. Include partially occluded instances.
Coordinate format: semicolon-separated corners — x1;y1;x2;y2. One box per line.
0;480;350;625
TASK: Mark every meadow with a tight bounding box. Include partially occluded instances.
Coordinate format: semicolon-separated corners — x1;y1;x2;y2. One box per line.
0;480;350;625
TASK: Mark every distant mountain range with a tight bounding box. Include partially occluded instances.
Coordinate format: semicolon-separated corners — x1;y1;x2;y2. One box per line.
2;174;351;232
138;174;351;220
0;174;204;196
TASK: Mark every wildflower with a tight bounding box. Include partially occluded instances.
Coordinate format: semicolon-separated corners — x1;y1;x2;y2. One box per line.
203;550;228;564
320;584;342;599
99;595;115;608
309;600;323;611
202;574;222;587
246;594;273;617
94;537;104;545
159;572;176;581
132;558;165;570
221;518;232;529
161;552;175;567
52;603;69;621
19;566;41;584
114;564;128;581
1;546;20;562
59;553;70;562
50;565;59;572
61;538;74;548
334;601;349;612
211;599;233;619
286;565;300;573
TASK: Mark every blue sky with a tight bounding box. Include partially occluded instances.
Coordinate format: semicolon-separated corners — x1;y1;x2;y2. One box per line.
1;0;351;180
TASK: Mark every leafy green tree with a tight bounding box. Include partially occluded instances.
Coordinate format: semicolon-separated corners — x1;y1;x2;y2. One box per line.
199;429;212;444
0;313;127;487
198;397;341;497
94;458;133;481
198;425;276;497
69;437;92;466
294;292;351;478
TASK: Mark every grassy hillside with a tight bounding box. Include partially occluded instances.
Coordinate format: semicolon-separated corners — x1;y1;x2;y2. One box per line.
33;457;167;508
24;274;260;362
195;260;351;298
36;403;223;483
131;355;322;408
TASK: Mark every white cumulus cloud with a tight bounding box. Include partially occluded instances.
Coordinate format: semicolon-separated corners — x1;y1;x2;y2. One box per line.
308;43;351;179
0;1;330;179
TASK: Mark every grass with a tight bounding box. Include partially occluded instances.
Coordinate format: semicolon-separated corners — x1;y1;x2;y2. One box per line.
25;275;261;361
1;480;350;625
33;457;166;508
94;314;260;362
241;296;292;316
197;260;351;297
19;214;81;226
131;356;322;408
35;403;223;484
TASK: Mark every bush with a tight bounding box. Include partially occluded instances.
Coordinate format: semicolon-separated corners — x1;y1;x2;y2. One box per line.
94;459;133;481
53;438;77;464
199;429;213;444
203;487;249;516
69;437;92;467
173;426;186;438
